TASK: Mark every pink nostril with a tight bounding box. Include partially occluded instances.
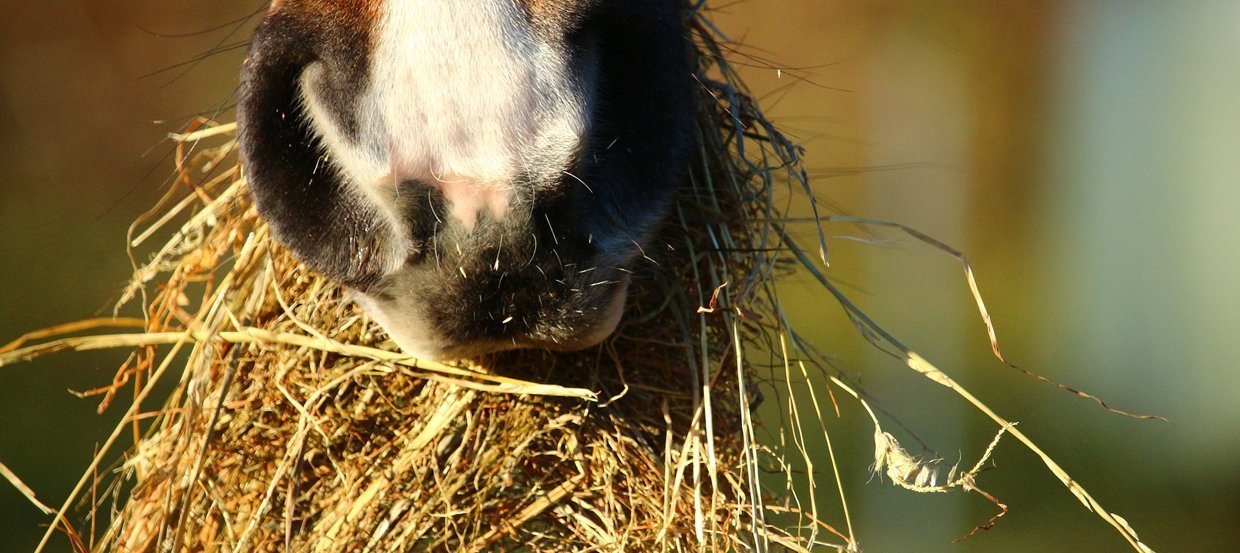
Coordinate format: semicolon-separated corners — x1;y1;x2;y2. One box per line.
431;177;512;232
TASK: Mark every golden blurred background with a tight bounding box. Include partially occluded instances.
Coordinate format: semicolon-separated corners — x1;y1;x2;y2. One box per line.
1;1;1236;551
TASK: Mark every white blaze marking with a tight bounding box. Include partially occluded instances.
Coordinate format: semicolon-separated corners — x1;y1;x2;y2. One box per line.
300;0;587;243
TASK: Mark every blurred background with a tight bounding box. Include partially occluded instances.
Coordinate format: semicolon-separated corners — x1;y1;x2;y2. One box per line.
1;1;1236;551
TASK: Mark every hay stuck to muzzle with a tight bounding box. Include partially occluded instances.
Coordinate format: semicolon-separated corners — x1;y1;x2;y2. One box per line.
18;11;831;553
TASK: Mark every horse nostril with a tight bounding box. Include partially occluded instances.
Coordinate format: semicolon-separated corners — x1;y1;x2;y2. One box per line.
391;179;449;261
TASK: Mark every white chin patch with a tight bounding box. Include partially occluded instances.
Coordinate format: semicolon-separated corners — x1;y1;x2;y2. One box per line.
300;0;588;234
351;290;448;360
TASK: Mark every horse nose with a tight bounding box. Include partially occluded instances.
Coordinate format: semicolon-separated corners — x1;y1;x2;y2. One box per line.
355;260;631;360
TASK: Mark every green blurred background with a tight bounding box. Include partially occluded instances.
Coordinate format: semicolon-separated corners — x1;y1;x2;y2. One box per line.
1;1;1236;551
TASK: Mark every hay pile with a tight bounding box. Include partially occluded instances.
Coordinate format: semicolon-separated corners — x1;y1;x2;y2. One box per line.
0;4;1160;553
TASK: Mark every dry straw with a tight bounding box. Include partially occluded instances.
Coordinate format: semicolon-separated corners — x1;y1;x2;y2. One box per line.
1;4;1157;552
